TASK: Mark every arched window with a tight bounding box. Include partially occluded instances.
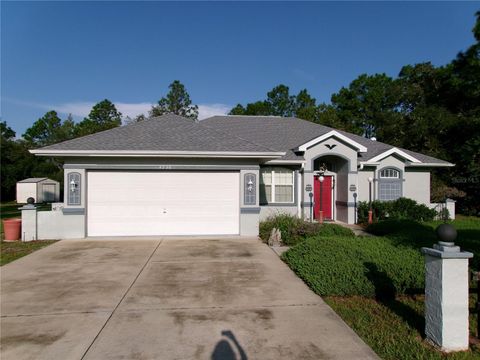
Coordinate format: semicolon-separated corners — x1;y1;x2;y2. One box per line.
244;173;256;205
378;167;402;201
380;168;400;179
67;172;81;205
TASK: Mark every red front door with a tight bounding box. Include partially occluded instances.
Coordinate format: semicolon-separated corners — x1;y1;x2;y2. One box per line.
314;176;333;220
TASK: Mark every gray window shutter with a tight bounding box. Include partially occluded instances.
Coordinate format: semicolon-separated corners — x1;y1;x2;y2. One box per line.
244;173;256;205
67;172;81;205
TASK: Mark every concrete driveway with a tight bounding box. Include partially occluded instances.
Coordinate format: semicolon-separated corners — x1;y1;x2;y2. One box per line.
1;238;378;360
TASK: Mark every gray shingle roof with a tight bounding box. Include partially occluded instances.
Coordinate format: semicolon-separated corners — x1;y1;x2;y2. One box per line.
201;115;451;164
37;114;277;153
35;113;451;165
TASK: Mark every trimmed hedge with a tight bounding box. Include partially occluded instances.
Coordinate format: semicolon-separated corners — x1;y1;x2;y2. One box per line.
357;197;437;224
282;236;424;297
259;214;354;246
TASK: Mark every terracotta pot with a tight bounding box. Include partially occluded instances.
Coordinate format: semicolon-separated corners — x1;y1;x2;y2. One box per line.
3;218;22;241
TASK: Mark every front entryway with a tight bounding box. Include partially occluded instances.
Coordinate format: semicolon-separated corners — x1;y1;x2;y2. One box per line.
314;175;333;220
87;171;240;236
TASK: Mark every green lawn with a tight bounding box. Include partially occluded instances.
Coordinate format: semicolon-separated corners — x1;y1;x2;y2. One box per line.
1;240;57;266
1;201;51;237
1;202;56;264
282;216;480;359
325;295;479;360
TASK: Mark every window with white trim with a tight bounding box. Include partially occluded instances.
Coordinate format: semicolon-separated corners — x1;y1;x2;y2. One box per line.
378;168;402;201
260;167;294;204
380;168;400;179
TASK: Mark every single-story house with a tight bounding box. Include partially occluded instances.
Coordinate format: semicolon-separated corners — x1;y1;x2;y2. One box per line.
26;114;453;239
16;177;60;204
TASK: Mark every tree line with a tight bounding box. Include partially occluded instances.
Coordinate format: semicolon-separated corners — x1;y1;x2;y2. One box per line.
1;12;478;214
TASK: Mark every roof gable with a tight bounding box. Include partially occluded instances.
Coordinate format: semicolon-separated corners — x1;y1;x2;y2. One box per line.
366;148;421;163
295;130;367;153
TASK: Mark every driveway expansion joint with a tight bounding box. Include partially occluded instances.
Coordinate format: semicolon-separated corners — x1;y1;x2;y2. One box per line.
79;239;163;360
1;310;113;318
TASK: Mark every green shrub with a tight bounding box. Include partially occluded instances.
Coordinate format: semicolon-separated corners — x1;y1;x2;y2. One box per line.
357;197;437;224
315;223;355;237
282;236;424;297
358;200;390;223
259;214;355;246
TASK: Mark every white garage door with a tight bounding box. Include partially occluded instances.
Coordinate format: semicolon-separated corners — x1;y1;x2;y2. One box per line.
87;171;240;236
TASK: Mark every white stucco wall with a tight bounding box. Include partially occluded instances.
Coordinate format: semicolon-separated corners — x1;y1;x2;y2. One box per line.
425;255;471;351
37;211;85;239
16;183;37;204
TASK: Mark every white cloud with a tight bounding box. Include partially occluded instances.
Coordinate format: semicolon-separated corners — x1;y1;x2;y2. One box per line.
54;102;94;117
4;97;231;121
197;103;231;120
49;101;231;120
115;102;152;119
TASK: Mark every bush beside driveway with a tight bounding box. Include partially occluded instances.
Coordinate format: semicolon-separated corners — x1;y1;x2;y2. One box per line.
281;216;480;359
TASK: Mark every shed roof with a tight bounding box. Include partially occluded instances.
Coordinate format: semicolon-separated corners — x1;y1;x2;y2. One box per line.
17;178;51;183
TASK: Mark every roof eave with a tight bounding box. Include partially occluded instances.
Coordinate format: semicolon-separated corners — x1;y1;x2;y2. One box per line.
359;160;454;168
264;159;306;165
405;162;455;168
29;149;286;159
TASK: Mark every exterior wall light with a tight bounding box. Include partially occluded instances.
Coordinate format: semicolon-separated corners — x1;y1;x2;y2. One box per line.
70;179;77;192
247;179;253;192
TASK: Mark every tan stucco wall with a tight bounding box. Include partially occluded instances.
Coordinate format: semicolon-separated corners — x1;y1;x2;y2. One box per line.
404;169;430;205
260;206;298;221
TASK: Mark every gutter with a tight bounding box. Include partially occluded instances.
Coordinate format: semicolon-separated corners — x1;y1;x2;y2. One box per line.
29;149;286;159
405;162;455;168
358;161;454;169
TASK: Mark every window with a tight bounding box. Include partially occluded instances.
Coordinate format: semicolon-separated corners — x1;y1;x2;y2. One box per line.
260;168;294;204
244;173;256;205
67;172;81;205
380;168;400;179
378;167;402;201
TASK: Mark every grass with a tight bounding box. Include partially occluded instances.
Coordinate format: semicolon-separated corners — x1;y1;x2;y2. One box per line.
366;215;480;269
325;295;479;360
1;202;57;265
0;240;57;266
1;201;51;238
282;216;480;359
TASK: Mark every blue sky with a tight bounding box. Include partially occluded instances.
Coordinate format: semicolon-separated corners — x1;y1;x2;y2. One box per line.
2;1;478;135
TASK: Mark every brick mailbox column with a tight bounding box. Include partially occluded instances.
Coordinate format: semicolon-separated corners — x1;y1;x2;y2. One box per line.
421;224;473;352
